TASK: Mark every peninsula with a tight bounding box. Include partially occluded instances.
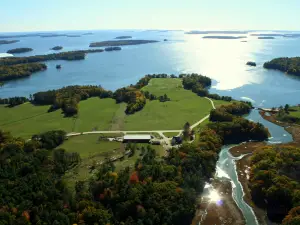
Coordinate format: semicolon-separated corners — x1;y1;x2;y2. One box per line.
203;36;247;39
50;46;63;50
115;36;132;39
89;40;159;47
0;73;270;225
7;48;33;54
264;57;300;76
0;40;19;45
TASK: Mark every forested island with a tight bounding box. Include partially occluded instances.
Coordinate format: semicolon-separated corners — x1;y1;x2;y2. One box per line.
0;40;19;45
0;33;41;38
0;49;104;66
66;35;81;37
0;63;47;82
258;37;275;39
89;40;159;47
251;33;282;37
203;36;247;39
115;36;132;39
40;34;67;38
0;50;105;82
264;57;300;76
105;47;122;51
246;61;256;66
7;47;33;54
51;46;63;50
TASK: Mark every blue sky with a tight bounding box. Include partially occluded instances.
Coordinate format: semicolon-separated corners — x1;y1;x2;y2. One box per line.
1;0;300;32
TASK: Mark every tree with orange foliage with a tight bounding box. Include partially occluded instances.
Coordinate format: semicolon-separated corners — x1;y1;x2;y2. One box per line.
129;171;139;184
282;206;300;225
22;211;30;221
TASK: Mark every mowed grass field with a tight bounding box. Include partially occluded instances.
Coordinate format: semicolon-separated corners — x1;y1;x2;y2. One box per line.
289;106;300;118
124;78;213;130
0;78;230;138
0;98;123;138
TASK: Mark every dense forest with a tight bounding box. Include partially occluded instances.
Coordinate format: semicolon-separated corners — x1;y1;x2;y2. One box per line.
264;57;300;76
7;48;33;54
0;100;270;224
0;49;104;66
207;102;268;144
180;73;232;101
0;63;47;82
250;145;300;224
209;102;252;122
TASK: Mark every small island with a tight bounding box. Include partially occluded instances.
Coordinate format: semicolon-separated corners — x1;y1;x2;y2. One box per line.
164;39;168;41
56;65;62;69
40;34;67;38
50;46;63;50
250;33;282;37
258;37;275;39
104;47;122;51
264;57;300;76
246;61;256;67
66;35;81;38
203;36;247;39
7;48;33;54
89;40;159;47
0;40;19;45
115;36;132;39
82;32;93;35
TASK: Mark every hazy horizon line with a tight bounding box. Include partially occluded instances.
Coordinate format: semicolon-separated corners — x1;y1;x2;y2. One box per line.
1;28;300;34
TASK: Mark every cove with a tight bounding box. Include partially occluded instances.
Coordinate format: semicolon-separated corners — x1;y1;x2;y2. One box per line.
214;110;292;224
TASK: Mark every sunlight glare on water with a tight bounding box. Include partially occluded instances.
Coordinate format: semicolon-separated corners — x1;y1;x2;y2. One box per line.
169;35;266;90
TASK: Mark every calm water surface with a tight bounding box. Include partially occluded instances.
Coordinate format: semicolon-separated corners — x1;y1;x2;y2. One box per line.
1;30;300;107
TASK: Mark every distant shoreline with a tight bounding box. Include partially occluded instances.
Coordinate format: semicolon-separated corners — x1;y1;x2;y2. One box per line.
203;36;247;39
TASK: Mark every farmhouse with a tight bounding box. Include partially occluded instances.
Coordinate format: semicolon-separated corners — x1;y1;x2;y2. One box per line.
123;134;151;143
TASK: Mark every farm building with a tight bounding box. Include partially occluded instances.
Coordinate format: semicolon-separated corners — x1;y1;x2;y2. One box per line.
123;134;151;143
171;136;183;145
